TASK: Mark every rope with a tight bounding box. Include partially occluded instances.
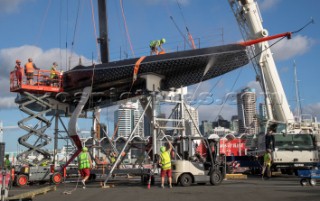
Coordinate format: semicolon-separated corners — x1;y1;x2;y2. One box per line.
90;0;101;63
163;0;193;49
62;175;81;195
59;0;63;70
70;0;83;62
292;18;314;34
120;0;135;57
65;0;69;70
88;63;96;108
175;0;196;49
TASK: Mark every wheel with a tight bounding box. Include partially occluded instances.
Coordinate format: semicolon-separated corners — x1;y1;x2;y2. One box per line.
300;179;308;186
15;174;28;187
210;171;223;186
309;179;317;186
51;172;62;184
179;173;192;187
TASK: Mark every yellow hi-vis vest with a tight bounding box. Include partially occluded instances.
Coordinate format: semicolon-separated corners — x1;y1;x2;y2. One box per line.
78;152;90;170
50;66;57;79
264;153;272;166
160;151;171;170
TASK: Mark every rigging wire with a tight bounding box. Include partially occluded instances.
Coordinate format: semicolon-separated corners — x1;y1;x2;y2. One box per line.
120;0;135;58
59;0;62;69
65;0;69;70
34;0;52;46
175;0;196;49
163;0;193;49
69;0;82;63
90;0;101;63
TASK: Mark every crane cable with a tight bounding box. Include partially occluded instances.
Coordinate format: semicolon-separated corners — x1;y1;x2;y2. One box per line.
120;0;135;58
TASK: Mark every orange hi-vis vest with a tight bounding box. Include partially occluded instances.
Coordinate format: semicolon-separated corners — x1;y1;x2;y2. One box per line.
25;62;35;73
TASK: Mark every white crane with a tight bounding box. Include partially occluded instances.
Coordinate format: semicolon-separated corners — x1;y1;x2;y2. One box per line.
228;0;319;174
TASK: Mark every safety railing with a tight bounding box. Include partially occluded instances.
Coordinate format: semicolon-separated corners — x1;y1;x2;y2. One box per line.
10;69;63;93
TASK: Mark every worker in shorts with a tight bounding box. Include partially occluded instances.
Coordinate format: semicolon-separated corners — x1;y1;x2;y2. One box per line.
149;38;166;55
78;147;92;188
262;149;272;179
159;143;173;188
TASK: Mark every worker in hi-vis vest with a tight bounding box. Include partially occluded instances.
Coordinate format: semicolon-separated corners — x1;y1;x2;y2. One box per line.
149;38;166;55
78;147;92;189
159;143;173;188
24;58;39;85
262;148;272;179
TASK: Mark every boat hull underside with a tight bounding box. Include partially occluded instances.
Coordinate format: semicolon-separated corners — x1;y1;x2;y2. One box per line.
62;44;249;107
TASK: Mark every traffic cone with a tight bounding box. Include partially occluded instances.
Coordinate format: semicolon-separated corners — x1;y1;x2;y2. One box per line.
147;175;151;189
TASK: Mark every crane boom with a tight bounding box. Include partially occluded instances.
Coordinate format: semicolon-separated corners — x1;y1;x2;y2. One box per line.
228;0;319;173
229;0;294;125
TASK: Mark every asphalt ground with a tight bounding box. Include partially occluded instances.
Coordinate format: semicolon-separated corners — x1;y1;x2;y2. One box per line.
7;175;320;201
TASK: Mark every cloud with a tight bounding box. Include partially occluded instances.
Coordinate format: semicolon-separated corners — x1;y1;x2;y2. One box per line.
259;0;281;10
0;0;32;14
0;45;92;109
303;103;320;120
270;35;315;61
0;97;17;109
198;104;237;122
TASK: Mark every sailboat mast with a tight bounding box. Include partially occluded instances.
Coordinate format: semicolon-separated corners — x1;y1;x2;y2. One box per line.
97;0;109;63
294;60;302;122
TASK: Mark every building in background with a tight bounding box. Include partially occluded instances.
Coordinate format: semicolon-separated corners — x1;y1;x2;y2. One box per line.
200;120;214;136
230;115;239;132
212;115;230;129
114;101;144;138
173;104;199;136
237;88;258;134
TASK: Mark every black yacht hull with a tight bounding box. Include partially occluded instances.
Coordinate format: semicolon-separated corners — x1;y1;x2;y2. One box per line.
62;44;249;104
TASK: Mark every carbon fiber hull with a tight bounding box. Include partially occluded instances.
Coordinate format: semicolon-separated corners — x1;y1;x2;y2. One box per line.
63;44;248;91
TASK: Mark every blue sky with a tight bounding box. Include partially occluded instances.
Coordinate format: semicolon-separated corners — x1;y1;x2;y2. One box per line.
1;0;320;152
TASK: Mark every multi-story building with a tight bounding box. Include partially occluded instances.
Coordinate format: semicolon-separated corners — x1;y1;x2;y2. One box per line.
237;88;258;134
230;115;239;132
114;101;144;138
200;120;214;136
212;115;230;129
173;104;199;136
